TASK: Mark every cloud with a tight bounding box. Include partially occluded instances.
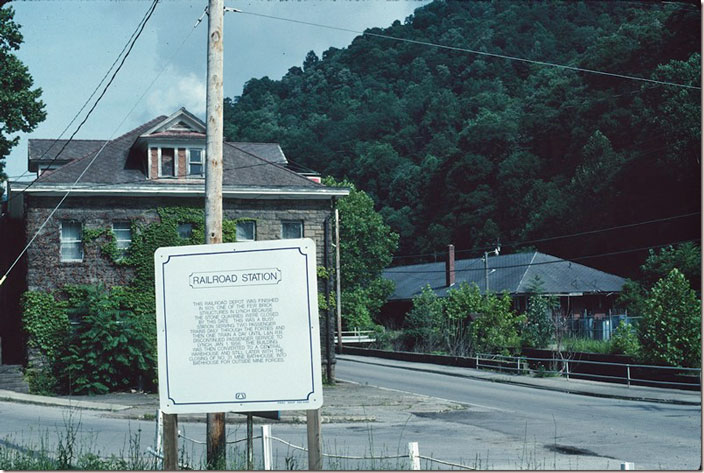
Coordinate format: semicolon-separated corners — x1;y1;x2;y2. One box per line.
147;69;206;117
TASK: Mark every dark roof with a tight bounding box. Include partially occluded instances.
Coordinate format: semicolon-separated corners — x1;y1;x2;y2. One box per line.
28;139;106;171
383;252;626;300
35;114;320;189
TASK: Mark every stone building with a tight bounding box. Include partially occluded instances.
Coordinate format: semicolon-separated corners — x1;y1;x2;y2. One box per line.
1;108;347;365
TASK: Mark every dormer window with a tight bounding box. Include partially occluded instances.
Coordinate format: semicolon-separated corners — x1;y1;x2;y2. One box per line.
160;148;176;177
189;148;204;176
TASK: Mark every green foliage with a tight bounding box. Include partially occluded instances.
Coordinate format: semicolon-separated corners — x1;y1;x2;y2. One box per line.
21;291;69;359
58;285;156;395
324;177;398;328
638;268;701;367
0;5;46;193
561;337;612;355
619;243;701;316
609;322;640;357
223;2;699;270
404;285;446;352
470;292;525;356
521;295;556;348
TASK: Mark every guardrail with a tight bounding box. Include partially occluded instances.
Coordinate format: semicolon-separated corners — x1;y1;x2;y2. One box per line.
474;353;701;389
334;329;376;345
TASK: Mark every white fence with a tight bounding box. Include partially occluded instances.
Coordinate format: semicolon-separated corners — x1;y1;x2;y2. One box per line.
334;329;376;345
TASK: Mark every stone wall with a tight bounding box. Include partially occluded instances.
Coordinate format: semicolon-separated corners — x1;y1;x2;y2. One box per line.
24;195;333;292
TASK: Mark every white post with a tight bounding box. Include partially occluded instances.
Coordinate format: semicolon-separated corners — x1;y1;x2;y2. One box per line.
408;442;420;470
261;425;273;470
621;462;635;470
627;365;631;388
154;409;164;467
565;361;570;381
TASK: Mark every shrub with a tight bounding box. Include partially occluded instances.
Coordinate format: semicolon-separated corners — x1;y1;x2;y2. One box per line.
609;322;639;357
404;285;446;353
470;292;525;356
58;285;156;394
638;268;701;367
521;295;555;348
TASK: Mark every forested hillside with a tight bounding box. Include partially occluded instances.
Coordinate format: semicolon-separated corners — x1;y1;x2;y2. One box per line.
224;1;700;277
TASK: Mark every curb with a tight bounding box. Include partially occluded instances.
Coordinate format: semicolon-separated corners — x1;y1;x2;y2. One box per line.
0;389;132;412
338;357;701;406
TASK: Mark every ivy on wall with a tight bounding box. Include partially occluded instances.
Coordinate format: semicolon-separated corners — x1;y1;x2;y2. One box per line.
21;207;254;394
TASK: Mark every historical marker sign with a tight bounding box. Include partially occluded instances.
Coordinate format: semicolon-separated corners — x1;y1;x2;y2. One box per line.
155;239;323;414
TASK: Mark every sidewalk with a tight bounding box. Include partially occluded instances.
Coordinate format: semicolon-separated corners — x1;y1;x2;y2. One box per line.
0;355;699;422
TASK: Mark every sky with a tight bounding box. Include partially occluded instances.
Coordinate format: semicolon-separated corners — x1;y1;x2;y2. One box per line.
7;0;431;180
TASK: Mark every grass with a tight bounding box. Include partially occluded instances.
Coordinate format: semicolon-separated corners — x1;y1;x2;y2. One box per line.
560;337;612;354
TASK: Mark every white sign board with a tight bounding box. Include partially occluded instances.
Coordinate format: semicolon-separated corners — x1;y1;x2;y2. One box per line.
154;239;323;414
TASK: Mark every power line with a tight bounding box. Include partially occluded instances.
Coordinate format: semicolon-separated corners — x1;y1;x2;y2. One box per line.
390;211;700;263
5;0;160;206
384;239;700;275
237;10;700;90
0;0;164;288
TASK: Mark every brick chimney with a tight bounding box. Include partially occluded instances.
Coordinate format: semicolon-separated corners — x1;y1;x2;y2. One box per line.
446;244;455;287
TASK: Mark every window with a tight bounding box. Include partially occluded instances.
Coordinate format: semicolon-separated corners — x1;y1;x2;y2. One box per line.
189;148;204;176
281;220;303;239
60;221;83;262
112;221;131;258
236;220;256;241
160;148;175;177
178;223;193;239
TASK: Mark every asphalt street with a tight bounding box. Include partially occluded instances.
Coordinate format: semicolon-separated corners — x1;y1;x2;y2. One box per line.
0;354;700;470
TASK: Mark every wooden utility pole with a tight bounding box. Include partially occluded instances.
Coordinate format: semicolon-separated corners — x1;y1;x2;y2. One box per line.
163;413;178;470
205;0;225;469
306;409;322;469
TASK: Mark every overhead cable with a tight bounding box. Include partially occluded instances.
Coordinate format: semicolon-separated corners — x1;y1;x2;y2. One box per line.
237;10;700;90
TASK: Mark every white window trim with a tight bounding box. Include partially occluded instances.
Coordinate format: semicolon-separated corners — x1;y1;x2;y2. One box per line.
60;221;83;263
112;221;132;256
187;148;205;177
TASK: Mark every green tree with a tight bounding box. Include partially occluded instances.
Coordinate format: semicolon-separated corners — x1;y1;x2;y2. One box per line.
619;243;701;315
638;268;701;367
443;282;483;355
470;292;525;356
404;285;445;353
324;177;399;329
0;6;45;192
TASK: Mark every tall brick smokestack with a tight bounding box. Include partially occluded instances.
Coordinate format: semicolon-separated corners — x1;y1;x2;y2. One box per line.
446;244;455;287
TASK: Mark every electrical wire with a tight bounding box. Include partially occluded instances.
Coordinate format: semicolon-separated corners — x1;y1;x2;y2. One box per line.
236;10;700;90
389;211;700;263
0;0;167;287
5;0;160;206
384;239;700;275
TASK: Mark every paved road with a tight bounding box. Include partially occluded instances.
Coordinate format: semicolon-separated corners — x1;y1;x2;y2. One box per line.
336;356;702;470
0;355;700;470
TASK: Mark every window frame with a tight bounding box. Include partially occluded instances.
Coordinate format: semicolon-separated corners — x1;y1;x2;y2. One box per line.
158;147;176;177
236;220;256;241
112;221;132;258
178;223;194;239
188;148;205;177
281;220;304;239
60;220;83;262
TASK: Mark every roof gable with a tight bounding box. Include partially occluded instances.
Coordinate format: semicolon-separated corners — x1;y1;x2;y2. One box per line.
140;108;206;137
